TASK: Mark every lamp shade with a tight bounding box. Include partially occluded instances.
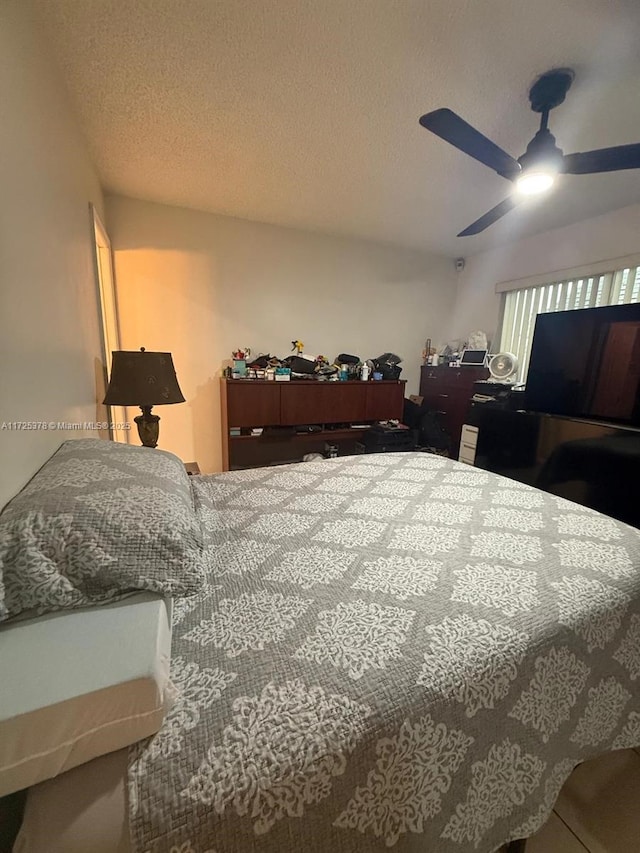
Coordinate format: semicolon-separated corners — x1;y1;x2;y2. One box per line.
103;349;185;407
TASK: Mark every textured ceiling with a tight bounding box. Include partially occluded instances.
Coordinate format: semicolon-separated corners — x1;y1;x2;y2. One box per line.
31;0;640;256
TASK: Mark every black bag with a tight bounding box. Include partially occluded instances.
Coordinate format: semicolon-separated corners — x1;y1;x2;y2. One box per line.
372;360;402;380
372;352;403;380
336;353;360;364
287;356;317;374
380;364;402;380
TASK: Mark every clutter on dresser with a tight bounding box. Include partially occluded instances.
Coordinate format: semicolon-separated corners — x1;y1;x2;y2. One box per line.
422;339;442;366
426;333;491;368
225;342;403;383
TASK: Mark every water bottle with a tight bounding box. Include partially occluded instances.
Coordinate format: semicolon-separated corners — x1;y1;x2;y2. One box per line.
360;363;370;381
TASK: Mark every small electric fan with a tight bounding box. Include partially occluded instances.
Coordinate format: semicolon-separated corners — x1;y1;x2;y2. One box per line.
488;352;519;383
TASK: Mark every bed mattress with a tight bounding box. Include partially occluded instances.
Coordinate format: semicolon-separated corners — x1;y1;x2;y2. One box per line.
0;592;172;797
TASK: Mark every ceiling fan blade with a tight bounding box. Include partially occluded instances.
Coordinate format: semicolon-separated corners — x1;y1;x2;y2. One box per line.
457;196;519;237
562;143;640;175
419;108;521;179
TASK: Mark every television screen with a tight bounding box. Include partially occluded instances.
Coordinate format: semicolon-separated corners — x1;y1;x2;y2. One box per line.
524;303;640;427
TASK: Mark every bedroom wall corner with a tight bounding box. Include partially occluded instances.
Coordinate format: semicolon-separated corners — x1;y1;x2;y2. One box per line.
0;0;106;509
105;195;457;474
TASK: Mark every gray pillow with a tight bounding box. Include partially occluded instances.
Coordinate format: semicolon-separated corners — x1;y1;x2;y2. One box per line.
0;439;204;622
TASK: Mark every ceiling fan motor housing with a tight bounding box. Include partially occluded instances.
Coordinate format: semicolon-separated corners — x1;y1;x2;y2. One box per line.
518;128;564;171
528;68;575;113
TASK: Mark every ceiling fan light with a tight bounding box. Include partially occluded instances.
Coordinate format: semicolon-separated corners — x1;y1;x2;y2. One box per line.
516;170;556;196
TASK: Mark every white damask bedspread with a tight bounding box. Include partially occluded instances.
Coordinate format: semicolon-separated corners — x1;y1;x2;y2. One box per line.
128;452;640;853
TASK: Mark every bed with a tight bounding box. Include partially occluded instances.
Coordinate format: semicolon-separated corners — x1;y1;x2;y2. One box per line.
3;440;640;853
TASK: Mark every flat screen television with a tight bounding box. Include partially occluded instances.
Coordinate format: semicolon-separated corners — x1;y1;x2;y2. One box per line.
524;302;640;428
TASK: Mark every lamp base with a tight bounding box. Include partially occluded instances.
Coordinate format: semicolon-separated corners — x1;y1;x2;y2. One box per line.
134;406;160;448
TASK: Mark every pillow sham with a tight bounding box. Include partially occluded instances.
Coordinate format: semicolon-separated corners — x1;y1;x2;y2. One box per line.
0;439;204;622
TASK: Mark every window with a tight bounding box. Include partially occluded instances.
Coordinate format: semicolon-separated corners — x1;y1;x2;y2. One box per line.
499;263;640;383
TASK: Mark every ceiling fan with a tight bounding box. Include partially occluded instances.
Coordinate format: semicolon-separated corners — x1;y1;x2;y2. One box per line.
419;68;640;237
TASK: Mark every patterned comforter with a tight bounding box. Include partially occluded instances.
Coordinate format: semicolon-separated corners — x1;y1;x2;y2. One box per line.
128;452;640;853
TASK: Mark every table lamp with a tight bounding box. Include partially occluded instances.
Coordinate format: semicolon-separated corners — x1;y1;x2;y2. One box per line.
103;348;185;447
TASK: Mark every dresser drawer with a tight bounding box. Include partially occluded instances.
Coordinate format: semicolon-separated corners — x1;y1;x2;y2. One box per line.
419;365;488;456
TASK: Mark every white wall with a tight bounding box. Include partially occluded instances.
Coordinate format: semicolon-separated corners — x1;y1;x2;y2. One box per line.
0;1;106;507
449;203;640;344
105;195;456;473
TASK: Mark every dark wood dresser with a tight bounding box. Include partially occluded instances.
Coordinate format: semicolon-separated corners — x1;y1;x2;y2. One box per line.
419;365;488;455
221;378;405;470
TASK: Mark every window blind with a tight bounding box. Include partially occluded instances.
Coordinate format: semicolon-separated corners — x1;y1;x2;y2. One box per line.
500;265;640;383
